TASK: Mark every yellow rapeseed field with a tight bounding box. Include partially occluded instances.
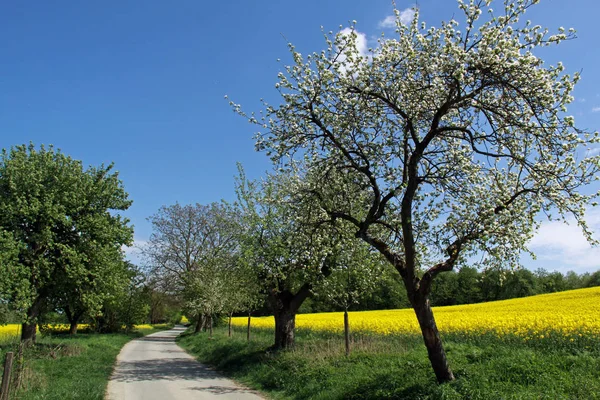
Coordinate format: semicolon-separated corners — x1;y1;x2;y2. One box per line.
0;323;21;342
0;324;93;342
0;323;167;343
231;286;600;341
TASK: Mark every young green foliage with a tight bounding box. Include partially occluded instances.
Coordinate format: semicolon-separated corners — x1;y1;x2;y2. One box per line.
0;144;133;342
95;262;150;333
236;165;374;349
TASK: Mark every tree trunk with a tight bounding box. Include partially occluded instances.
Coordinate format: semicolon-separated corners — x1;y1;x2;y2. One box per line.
228;313;232;337
209;315;213;338
201;314;207;332
344;309;350;356
247;313;251;342
411;294;454;383
65;307;83;336
273;308;296;349
21;323;36;344
194;315;202;333
21;298;43;343
269;284;312;350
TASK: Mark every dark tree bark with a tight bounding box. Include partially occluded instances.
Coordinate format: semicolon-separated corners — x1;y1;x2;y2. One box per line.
209;315;213;338
274;308;296;349
228;313;232;337
21;297;43;343
149;293;165;324
21;322;36;343
64;305;84;336
410;290;454;383
355;229;457;383
269;283;311;350
247;312;252;342
194;314;203;333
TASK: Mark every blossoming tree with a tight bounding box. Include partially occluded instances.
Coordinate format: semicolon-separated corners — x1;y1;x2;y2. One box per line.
236;165;379;349
232;0;600;382
236;167;335;349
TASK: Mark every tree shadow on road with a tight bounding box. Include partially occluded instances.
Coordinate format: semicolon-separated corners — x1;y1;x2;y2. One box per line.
138;336;176;342
187;384;259;396
111;358;221;382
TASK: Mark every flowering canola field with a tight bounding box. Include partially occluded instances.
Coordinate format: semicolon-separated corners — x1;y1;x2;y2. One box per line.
0;323;166;343
0;324;91;343
232;286;600;341
0;324;23;342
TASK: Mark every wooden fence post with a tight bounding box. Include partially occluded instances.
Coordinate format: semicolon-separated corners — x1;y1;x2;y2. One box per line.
344;310;351;356
14;343;24;392
0;352;14;400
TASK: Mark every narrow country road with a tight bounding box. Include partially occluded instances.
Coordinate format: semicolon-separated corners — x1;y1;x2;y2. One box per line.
106;326;264;400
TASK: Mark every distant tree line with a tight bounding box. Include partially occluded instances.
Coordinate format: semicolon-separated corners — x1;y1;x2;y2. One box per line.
430;267;600;306
296;266;600;314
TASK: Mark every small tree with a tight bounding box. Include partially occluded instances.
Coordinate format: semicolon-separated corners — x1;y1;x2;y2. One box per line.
455;267;483;304
534;268;567;293
242;288;264;342
221;259;264;338
314;242;384;355
236;166;343;349
144;203;223;291
584;271;600;288
233;0;600;382
183;260;230;338
117;264;151;332
53;246;130;335
234;261;265;342
94;263;150;333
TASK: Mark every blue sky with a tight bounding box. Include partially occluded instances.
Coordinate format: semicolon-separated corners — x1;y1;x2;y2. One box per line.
1;1;599;273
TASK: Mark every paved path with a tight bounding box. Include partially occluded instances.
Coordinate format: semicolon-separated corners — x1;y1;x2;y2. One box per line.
106;326;263;400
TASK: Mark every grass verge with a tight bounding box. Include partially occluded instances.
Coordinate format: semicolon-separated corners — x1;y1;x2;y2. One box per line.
0;324;172;400
177;326;600;400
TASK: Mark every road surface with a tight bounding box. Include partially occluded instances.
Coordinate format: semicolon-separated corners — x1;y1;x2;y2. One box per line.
106;326;263;400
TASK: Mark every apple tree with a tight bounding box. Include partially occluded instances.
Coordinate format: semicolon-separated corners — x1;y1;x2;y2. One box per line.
232;0;600;382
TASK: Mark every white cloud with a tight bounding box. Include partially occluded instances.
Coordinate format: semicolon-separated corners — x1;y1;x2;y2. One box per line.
379;15;396;29
335;27;370;76
378;8;416;29
528;209;600;272
592;107;600;112
338;27;369;57
122;239;147;266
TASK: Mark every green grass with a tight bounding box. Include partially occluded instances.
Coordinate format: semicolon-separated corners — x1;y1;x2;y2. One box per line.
177;327;600;400
0;324;172;400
